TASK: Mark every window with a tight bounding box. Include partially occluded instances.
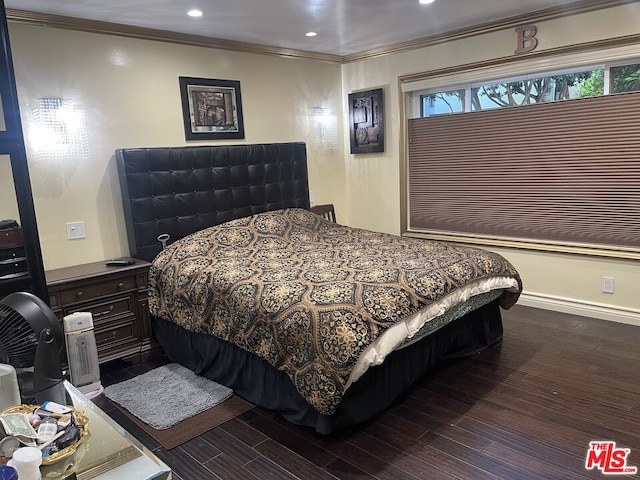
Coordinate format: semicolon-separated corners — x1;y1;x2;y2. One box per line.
420;89;464;117
611;62;640;94
471;69;599;110
404;60;640;258
417;67;617;117
413;63;640;118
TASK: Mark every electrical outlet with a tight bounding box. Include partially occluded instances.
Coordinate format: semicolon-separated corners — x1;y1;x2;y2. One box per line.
602;276;614;294
66;221;86;240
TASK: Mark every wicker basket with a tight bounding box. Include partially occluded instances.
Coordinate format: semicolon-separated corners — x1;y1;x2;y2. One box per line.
1;404;89;465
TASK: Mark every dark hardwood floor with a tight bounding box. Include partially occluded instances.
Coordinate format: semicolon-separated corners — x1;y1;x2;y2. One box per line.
96;305;640;479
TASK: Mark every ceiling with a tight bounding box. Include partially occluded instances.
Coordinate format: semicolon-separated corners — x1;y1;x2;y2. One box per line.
6;0;588;57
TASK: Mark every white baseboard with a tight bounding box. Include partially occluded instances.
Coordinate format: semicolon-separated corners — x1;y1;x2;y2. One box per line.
518;292;640;327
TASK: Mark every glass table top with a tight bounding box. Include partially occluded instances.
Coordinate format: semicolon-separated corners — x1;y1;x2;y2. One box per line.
39;381;171;480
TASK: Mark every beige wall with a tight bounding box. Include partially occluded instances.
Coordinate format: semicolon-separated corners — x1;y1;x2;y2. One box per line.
8;24;346;270
5;4;639;322
341;3;640;321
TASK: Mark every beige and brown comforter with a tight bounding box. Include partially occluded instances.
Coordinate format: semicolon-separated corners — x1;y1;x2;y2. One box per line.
149;208;521;415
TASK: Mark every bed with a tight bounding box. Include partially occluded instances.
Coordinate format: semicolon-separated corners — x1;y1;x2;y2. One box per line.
116;142;521;434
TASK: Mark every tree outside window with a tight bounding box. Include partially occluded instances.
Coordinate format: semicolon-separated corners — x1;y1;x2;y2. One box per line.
418;62;640;118
610;63;640;93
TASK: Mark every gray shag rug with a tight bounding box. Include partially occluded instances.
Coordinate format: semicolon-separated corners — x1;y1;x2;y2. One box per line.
104;363;233;430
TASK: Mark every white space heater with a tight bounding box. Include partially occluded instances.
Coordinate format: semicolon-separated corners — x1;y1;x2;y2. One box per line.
63;312;103;398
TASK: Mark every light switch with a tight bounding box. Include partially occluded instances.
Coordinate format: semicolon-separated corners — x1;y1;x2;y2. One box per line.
66;221;86;240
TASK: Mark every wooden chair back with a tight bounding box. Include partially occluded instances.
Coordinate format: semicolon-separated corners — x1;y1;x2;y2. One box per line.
310;204;336;223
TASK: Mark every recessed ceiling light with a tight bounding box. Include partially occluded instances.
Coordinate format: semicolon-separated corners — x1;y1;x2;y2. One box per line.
418;0;435;4
305;32;318;37
187;9;203;17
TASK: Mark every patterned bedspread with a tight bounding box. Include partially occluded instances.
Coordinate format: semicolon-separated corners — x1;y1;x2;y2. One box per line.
149;208;521;415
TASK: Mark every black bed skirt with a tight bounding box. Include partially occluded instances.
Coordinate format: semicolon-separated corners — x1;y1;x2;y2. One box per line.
152;298;503;434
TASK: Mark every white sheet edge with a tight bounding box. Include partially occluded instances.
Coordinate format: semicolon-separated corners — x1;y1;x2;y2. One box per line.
344;277;520;391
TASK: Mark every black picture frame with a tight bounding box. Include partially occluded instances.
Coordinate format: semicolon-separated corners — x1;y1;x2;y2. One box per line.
348;88;384;154
179;76;245;140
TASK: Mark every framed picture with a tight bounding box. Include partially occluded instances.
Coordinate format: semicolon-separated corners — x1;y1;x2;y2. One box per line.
348;88;384;154
179;76;245;140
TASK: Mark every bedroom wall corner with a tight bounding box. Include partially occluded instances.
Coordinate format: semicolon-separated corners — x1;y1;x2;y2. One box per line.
340;2;640;323
7;23;346;270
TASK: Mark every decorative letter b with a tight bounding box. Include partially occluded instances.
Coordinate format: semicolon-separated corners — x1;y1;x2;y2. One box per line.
515;24;538;54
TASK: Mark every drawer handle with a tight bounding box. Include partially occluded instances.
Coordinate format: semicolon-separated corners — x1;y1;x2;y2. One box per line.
76;291;84;298
117;282;124;289
93;305;115;318
97;331;117;345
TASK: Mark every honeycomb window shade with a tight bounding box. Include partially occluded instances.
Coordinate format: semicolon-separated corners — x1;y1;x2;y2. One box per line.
407;91;640;255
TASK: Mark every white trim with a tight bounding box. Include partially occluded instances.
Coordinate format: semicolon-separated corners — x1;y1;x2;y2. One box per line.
401;46;640;93
518;292;640;327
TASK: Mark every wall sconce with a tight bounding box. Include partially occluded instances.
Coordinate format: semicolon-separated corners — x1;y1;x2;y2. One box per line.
309;107;338;155
31;98;89;161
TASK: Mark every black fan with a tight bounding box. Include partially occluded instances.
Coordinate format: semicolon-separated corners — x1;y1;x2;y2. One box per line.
0;292;67;405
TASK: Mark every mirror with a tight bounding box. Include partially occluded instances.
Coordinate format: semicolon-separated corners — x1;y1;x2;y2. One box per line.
0;7;46;300
0;154;29;283
0;154;19;220
0;93;6;132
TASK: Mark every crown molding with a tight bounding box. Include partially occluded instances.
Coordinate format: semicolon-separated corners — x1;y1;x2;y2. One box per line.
342;0;640;63
6;0;639;64
398;32;640;85
5;8;343;64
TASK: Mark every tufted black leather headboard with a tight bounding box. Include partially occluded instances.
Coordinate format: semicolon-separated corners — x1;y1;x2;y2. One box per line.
116;142;310;262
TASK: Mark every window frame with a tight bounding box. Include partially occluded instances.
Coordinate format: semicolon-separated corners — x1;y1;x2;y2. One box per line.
400;46;640;260
410;62;640;118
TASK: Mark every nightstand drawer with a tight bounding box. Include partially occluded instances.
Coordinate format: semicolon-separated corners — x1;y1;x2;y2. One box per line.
0;256;28;278
95;318;136;348
58;276;136;305
0;227;23;248
0;246;25;262
64;295;135;323
94;316;140;362
46;259;156;364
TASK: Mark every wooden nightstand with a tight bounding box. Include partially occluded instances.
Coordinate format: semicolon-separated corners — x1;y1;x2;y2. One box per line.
46;259;161;364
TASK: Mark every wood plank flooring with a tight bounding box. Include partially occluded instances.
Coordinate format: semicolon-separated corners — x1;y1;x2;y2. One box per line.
97;305;640;479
